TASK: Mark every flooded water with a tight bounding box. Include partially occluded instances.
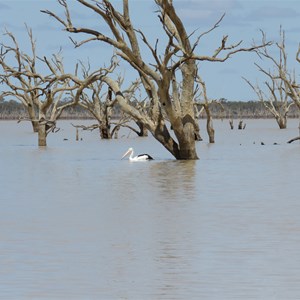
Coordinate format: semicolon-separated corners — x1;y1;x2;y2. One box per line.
1;119;300;299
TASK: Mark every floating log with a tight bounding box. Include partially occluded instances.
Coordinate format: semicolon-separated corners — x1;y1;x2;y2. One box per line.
287;136;300;144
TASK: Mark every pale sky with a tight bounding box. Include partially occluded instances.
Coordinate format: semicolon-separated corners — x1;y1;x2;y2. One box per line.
1;0;300;101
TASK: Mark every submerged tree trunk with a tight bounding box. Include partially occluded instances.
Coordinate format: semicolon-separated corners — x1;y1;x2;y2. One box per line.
167;117;198;159
38;122;47;146
179;126;198;159
27;105;39;132
203;104;215;143
194;122;203;141
206;118;215;143
238;120;245;130
112;125;121;139
100;95;113;139
173;117;199;159
31;120;39;133
165;61;199;159
99;122;112;139
276;115;287;129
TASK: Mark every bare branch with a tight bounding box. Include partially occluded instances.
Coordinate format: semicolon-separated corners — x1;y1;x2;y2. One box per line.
191;13;226;52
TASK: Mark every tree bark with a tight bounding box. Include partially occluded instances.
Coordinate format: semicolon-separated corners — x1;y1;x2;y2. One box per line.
31;120;39;133
194;122;203;141
38;122;47;146
27;105;39;132
276;116;287;129
99;124;112;139
206;119;215;143
178;132;198;159
203;103;215;143
136;121;148;137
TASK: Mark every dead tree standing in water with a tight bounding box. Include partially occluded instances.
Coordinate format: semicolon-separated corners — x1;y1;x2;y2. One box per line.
42;1;271;159
244;29;294;129
0;27;103;146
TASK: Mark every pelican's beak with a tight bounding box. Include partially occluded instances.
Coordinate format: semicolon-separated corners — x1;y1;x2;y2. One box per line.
121;149;131;159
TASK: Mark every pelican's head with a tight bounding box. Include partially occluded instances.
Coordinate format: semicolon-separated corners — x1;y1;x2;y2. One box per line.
121;147;133;159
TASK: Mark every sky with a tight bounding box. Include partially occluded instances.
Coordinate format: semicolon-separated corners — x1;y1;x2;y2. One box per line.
0;0;300;101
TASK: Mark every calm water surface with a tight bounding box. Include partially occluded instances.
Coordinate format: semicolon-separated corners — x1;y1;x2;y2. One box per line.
1;119;300;299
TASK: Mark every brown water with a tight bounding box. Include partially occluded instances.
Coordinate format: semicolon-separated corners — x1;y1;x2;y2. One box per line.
1;119;300;299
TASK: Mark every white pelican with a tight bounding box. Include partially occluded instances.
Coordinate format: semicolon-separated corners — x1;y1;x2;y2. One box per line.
121;147;154;161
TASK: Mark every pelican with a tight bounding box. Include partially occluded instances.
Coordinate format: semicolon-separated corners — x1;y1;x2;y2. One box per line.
121;147;154;161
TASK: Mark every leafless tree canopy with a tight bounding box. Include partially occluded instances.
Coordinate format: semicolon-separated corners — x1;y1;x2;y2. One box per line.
43;1;270;157
244;29;296;129
41;0;272;159
0;26;122;146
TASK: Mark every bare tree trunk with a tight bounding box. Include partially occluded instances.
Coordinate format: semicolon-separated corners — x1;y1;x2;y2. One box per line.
38;122;47;146
170;114;199;159
99;124;112;139
100;93;113;139
171;62;199;159
136;121;148;137
152;121;182;159
27;105;39;132
113;125;121;139
178;128;198;159
203;104;215;143
194;122;203;141
207;119;215;143
76;128;79;141
276;115;287;129
238;120;244;130
31;120;39;133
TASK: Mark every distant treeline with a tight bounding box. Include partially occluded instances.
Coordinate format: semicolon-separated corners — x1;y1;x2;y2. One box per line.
204;100;300;119
0;100;91;120
0;99;299;120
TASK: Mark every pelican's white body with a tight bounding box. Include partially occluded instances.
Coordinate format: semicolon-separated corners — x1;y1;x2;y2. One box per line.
121;147;153;162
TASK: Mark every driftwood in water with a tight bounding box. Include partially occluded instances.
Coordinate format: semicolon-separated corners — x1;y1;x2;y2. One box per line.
287;136;300;144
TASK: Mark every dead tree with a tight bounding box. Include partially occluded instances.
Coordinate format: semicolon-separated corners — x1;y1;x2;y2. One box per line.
0;28;78;146
80;86;116;139
0;27;41;132
194;75;215;143
243;29;294;129
280;40;300;110
77;60;148;139
244;76;292;129
114;75;150;137
77;61;116;139
244;29;294;129
42;0;271;159
77;62;117;139
0;27;102;146
292;49;300;109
